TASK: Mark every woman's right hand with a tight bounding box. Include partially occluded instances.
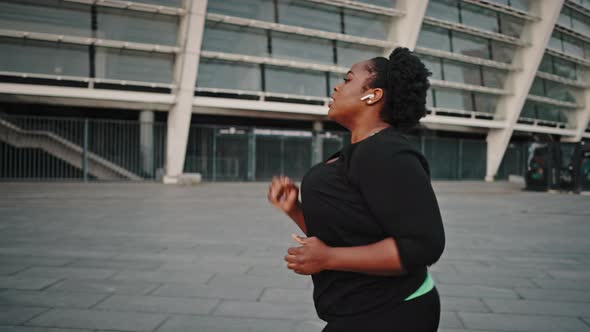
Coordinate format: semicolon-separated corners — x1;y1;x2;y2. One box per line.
267;175;300;215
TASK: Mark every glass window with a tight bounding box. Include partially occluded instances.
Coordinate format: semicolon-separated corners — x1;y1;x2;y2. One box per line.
545;81;576;103
97;7;178;46
417;25;451;52
486;0;509;6
278;0;341;33
558;7;572;28
336;42;383;68
499;13;524;38
343;9;390;39
95;48;174;83
461;3;499;33
265;66;327;97
434;88;474;111
474;93;498;114
354;0;397;7
418;55;442;80
453;31;490;59
133;0;182;6
529;78;545;96
548;32;563;51
443;60;481;85
329;72;343;93
202;23;268;56
491;40;514;63
0;0;91;37
536;103;560;122
538;54;553;74
197;59;261;91
425;0;460;23
482;67;507;88
0;37;89;76
426;89;434;108
572;11;590;36
562;34;585;59
272;32;333;65
509;0;529;12
207;0;274;22
520;101;536;118
553;57;577;80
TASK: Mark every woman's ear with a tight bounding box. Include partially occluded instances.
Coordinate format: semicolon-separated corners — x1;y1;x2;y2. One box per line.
365;88;384;105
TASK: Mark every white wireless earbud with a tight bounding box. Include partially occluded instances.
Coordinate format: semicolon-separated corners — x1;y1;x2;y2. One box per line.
360;93;375;101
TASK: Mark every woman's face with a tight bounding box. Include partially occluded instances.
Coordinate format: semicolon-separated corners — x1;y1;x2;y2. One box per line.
328;60;374;126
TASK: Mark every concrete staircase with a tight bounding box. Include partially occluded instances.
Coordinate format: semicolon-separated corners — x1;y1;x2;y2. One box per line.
0;118;142;180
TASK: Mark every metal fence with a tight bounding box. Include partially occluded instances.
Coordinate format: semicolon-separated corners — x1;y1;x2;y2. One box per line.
0;114;166;181
0;114;525;182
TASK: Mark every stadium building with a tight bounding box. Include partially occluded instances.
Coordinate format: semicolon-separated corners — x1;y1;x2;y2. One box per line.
0;0;589;183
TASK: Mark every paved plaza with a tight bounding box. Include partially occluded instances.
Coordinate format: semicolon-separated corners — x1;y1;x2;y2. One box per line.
0;181;589;332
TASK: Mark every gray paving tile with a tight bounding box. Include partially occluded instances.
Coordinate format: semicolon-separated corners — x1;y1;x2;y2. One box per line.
158;262;250;274
440;311;464;329
437;284;519;299
549;270;590;280
0;305;48;324
0;276;60;291
0;290;106;308
96;294;219;315
434;272;535;288
515;288;590;302
213;300;317;320
65;258;162;271
155;315;295;332
207;273;310;290
0;265;28;276
0;327;92;332
459;312;590;332
151;283;263;301
46;279;159;295
28;308;167;331
292;319;326;332
15;267;115;280
532;278;590;291
0;255;72;267
114;253;195;264
438;330;510;332
259;288;314;304
0;248;115;260
441;296;489;313
453;264;547;279
110;270;213;284
484;298;590;316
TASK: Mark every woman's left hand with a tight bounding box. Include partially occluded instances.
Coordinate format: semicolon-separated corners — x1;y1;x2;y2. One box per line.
285;235;332;275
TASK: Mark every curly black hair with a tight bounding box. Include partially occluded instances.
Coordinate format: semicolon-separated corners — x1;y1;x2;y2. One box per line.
365;47;431;130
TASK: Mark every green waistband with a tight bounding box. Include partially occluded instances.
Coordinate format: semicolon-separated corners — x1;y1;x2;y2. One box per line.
404;271;434;301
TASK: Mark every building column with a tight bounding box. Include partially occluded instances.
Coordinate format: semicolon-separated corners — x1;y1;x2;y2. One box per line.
139;110;154;177
247;128;256;181
485;1;564;182
312;121;324;165
164;0;207;183
386;0;428;53
563;87;590;143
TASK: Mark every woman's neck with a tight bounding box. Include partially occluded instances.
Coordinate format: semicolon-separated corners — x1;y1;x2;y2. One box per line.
350;122;391;144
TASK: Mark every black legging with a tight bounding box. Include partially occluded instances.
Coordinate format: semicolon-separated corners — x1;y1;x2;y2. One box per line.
322;287;440;332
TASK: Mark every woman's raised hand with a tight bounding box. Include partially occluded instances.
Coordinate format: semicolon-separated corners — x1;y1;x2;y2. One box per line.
267;175;300;215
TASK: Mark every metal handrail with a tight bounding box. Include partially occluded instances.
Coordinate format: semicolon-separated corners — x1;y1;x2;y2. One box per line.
205;13;392;49
0;29;180;54
63;0;185;16
422;17;528;46
414;47;518;71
